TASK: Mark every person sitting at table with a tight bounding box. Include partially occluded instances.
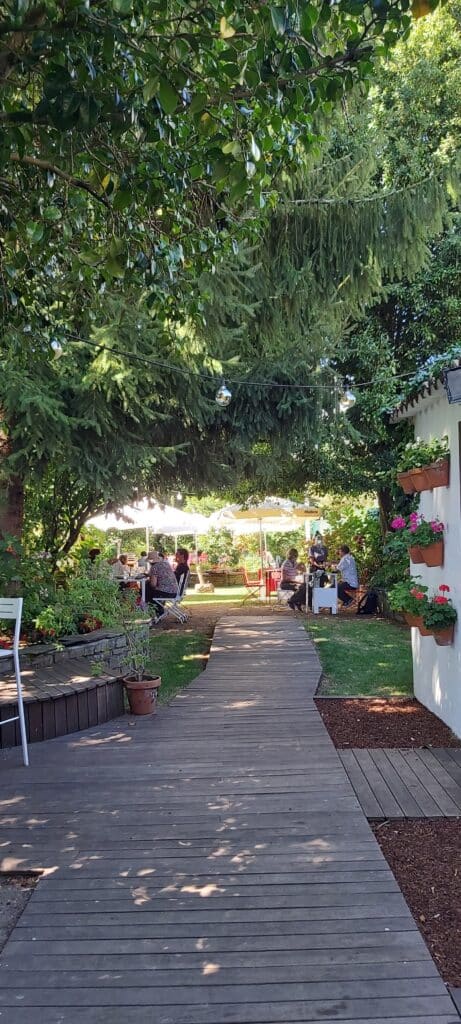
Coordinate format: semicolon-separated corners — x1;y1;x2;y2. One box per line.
288;542;328;613
110;553;129;589
174;547;189;588
137;551;149;569
280;548;299;592
310;533;328;569
335;544;359;607
146;550;178;611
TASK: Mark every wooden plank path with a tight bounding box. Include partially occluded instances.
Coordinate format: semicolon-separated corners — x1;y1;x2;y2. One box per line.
339;748;461;818
0;615;457;1023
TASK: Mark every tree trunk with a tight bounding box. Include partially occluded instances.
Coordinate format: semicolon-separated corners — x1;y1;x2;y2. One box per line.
0;474;25;541
377;486;393;539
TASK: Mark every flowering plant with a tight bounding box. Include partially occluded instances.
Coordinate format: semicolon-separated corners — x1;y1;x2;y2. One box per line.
390;513;444;548
388;578;428;615
397;436;449;473
423;586;458;630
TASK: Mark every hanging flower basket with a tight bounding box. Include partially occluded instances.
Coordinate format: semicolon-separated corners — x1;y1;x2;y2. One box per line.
434;626;455;647
424;458;450;489
408;545;425;564
397;470;415;495
422;539;444;568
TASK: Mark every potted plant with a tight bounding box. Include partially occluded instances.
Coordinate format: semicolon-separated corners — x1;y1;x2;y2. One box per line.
422;586;457;646
388;578;428;628
391;514;444;567
396;436;450;493
118;593;161;715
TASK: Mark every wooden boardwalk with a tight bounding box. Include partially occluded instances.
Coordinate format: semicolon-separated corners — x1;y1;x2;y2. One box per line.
339;747;461;819
0;615;457;1023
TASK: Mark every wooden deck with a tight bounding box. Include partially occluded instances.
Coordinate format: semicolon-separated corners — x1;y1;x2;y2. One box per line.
0;615;458;1023
339;747;461;818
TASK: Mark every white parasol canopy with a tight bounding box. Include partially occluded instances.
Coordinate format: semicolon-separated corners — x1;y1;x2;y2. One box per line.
209;497;318;570
88;499;208;551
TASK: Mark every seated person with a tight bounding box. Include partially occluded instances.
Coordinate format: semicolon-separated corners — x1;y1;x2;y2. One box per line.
146;550;178;608
110;553;129;589
137;551;149;569
174;547;189;588
310;533;328;570
335;544;359;606
280;548;299;591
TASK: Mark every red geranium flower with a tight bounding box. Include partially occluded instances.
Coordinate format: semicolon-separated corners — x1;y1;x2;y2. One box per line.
439;584;450;593
433;596;448;605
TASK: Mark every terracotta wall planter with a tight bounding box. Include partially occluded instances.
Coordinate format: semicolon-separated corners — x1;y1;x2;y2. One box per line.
123;674;161;715
408;545;425;564
397;470;415;495
418;622;433;637
404;613;423;628
410;467;431;492
422;539;444;568
425;458;450;489
434;626;455;647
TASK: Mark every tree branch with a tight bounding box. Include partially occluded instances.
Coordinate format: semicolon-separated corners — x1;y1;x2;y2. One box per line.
10;154;111;208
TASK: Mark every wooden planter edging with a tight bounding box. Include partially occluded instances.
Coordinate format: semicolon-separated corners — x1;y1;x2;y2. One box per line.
0;628;134;750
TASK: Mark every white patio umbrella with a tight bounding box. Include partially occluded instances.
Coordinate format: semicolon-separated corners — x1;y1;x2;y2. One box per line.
88;499;208;553
209;496;318;572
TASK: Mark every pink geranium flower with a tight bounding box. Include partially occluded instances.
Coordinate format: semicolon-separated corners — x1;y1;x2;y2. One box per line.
391;516;406;530
433;596;448;605
430;520;444;533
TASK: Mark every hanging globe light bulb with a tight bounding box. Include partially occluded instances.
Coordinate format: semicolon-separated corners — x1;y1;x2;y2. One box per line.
215;382;232;408
50;338;63;357
339;388;356;413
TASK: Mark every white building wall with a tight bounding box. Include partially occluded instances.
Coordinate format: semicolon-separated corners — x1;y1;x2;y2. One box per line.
409;392;461;736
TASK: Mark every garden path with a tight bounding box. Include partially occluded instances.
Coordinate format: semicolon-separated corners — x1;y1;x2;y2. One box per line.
0;615;458;1022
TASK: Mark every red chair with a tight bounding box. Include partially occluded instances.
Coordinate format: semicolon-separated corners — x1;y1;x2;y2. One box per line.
242;568;261;603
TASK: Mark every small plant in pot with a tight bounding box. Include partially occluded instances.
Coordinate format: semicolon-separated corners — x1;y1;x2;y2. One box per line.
118;592;161;715
422;586;458;646
388;578;428;628
390;514;444;567
396;436;450;493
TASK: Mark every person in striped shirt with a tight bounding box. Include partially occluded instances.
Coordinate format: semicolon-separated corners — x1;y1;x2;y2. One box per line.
280;548;299;592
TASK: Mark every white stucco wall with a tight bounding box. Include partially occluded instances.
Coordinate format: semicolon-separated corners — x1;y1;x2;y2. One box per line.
406;389;461;736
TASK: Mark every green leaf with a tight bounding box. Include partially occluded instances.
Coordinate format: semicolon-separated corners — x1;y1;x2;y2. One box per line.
26;222;44;243
301;5;319;34
43;206;62;222
270;7;286;35
113;190;132;212
158;78;178;114
113;0;132;13
143;78;158;103
190;92;208;114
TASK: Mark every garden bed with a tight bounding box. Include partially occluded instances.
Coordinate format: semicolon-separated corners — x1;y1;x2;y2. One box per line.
373;820;461;987
316;697;461;748
0;875;38;953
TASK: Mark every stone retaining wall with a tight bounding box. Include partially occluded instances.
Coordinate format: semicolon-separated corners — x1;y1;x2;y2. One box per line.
5;628;135;676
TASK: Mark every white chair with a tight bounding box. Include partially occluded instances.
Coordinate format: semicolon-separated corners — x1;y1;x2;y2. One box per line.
312;573;338;615
0;597;29;766
152;572;190;624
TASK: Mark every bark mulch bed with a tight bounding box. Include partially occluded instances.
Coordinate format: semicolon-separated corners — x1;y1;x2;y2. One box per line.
315;697;461;748
0;875;37;954
373;820;461;988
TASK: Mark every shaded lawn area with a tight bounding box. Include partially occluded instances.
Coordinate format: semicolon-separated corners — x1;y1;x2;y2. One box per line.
147;630;212;704
309;616;413;697
184;586;251;606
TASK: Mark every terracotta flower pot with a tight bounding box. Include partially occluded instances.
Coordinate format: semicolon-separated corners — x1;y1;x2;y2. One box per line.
404;613;423;628
408;545;425;564
123;674;161;715
425;458;450;489
422;539;444;568
419;622;433;637
397;470;415;495
434;626;455;647
409;467;431;492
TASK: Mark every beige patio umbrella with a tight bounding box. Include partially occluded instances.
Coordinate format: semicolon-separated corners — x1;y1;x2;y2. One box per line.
209;497;318;572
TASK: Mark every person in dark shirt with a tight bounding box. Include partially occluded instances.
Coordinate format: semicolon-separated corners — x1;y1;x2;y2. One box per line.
174;548;189;589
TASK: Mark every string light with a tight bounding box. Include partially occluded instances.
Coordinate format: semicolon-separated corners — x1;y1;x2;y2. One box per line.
53;331;418;397
215;382;232;407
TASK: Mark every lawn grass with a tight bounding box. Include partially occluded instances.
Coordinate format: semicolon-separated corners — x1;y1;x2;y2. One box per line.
184;586;250;606
309;616;413;698
147;630;212;704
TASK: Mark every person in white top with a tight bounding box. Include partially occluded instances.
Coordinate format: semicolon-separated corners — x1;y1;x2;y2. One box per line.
336;545;359;606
